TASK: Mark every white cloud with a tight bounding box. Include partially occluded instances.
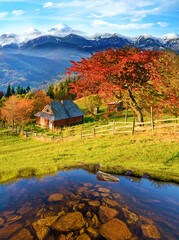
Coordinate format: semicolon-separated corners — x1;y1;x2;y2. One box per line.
92;19;153;29
43;2;54;8
12;10;25;16
131;14;146;22
0;12;8;18
42;0;156;17
157;22;168;27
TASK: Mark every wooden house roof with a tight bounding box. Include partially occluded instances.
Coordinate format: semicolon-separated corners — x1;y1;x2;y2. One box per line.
35;100;85;121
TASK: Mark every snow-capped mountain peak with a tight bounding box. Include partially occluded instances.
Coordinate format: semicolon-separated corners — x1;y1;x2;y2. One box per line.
0;24;178;51
47;23;73;36
161;33;179;40
25;28;41;34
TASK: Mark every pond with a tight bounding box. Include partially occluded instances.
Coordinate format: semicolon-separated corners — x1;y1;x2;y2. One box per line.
0;169;178;240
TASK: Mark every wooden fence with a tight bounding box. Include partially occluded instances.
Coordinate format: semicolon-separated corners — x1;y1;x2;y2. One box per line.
0;116;178;142
81;117;178;139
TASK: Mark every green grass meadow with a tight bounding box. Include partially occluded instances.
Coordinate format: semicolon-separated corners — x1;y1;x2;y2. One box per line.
0;131;178;184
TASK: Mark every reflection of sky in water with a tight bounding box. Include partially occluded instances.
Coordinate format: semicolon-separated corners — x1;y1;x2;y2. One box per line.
0;169;178;239
0;185;9;210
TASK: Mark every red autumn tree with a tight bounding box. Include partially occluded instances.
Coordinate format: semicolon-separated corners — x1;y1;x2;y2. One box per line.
1;95;19;127
32;90;51;115
17;99;33;126
153;51;179;118
67;47;168;122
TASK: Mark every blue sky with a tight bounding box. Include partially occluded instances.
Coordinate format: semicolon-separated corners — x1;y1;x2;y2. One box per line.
0;0;178;36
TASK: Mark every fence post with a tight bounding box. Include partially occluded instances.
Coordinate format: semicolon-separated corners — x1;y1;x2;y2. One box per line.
81;132;83;139
132;117;135;135
93;127;96;137
151;107;154;133
113;120;115;135
125;109;128;122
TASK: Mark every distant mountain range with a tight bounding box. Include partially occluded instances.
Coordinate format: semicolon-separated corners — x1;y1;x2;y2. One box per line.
0;23;178;92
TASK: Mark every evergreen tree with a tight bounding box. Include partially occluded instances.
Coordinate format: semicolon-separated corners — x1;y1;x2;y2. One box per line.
20;87;24;95
46;84;54;99
5;85;12;98
16;84;21;94
11;85;15;95
26;85;30;93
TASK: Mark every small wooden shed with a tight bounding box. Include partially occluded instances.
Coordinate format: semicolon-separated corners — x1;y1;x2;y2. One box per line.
107;101;123;112
35;100;85;129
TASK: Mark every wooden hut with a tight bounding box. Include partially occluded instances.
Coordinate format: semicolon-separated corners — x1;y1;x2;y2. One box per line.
107;101;123;112
35;100;85;129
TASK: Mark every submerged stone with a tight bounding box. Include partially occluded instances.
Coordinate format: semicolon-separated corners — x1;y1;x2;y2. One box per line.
51;212;85;232
6;214;21;223
99;206;119;223
0;217;4;226
88;200;100;207
10;228;33;240
58;234;66;240
83;183;93;187
2;210;14;216
91;214;99;227
98;188;110;193
122;208;138;225
78;203;86;210
139;215;154;225
139;215;161;239
101;193;110;197
32;216;58;240
0;222;22;239
141;224;161;239
97;170;119;182
17;206;32;215
77;233;91;240
48;193;63;202
86;227;99;238
103;198;120;208
99;218;132;240
78;187;88;193
91;192;100;197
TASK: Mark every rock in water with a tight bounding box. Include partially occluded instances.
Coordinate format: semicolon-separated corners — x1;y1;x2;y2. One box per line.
47;193;63;202
99;218;132;240
77;233;91;240
86;227;99;238
96;171;119;182
51;212;85;231
99;206;119;223
0;223;22;239
139;215;161;239
141;224;161;239
98;188;111;193
32;216;58;240
17;206;32;215
10;228;33;240
0;217;4;226
122;208;138;225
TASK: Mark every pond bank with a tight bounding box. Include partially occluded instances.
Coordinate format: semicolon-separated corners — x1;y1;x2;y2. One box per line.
0;134;178;184
1;164;179;186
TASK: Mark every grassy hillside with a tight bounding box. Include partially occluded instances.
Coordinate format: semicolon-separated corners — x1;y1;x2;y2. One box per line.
0;131;178;184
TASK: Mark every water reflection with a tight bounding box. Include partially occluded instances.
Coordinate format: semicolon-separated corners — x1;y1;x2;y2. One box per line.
0;169;178;239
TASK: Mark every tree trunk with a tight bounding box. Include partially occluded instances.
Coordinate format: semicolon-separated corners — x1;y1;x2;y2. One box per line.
128;89;144;122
